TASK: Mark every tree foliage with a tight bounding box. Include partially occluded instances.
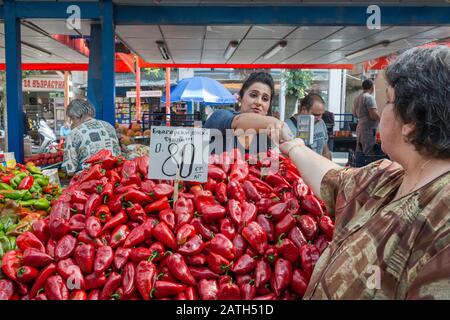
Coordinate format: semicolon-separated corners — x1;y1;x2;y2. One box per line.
282;69;313;99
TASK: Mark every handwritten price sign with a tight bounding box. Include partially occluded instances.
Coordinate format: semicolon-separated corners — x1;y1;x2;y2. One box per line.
149;126;210;182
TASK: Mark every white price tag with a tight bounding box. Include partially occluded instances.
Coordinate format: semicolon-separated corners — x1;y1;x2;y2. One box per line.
149;126;210;182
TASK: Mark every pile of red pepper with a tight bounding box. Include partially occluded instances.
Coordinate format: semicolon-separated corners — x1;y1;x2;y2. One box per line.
0;148;334;300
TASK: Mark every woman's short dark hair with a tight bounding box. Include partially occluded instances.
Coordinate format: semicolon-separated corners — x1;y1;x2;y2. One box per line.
385;45;450;159
239;72;275;115
66;99;96;119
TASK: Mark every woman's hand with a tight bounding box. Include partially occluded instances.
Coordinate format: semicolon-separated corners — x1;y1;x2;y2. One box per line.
266;120;294;144
280;138;306;156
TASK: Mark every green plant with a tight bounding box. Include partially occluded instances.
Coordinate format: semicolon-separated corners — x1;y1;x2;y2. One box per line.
282;70;313;99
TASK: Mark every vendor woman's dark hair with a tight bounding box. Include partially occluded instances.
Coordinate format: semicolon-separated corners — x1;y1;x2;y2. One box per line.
239;72;275;115
385;45;450;159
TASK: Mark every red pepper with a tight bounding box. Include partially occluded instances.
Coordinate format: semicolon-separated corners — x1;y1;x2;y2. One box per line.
22;248;53;268
271;258;293;296
255;259;271;288
0;174;14;184
121;160;137;179
49;217;70;241
201;204;226;224
84;272;107;290
315;234;331;254
15;281;28;296
32;293;48;300
106;170;121;185
206;251;230;275
77;230;102;248
123;189;152;204
149;242;165;262
276;236;299;263
156;266;177;283
102;210;128;232
152;183;174;199
256;214;275;243
46;239;57;258
191;218;214;241
85;216;101;238
232;254;256;275
18;175;34;190
227;180;247;202
297;215;318;241
115;184;138;194
255;197;278;215
208;165;227;181
54;235;77;261
219;218;236;240
185;286;198;300
31;219;50;244
176;224;196;245
299;243;321;279
241;201;257;229
85;193;103;216
178;235;205;256
242;221;268;255
291;268;309;297
0;279;15;300
100;272;122;300
94;246;114;275
110;225;130;248
319;215;335;239
78;177;108;194
159;209;175;231
74;244;95;274
242;180;262;202
144;196;170;214
218;281;241;300
152;281;186;299
86;149;112;164
215;182;228;204
124;223;148;248
293;179;309;199
186;253;206;266
175;292;187;300
264;246;279;264
16;265;39;283
209;233;235;260
121;174;142;187
275;214;296;239
94;205;111;223
264;173;290;189
57;259;85;291
71;190;88;203
232;234;247;259
87;290;100;300
152;221;177;250
1;251;22;281
267;202;288;222
288;226;308;249
16;231;45;253
122;262;136;297
240;282;256;300
301;195;324;216
198;279;218;300
69;290;87;300
227;199;242;227
174;197;194;229
135;260;156;300
100;182;114;202
164;252;197;286
78;164;104;184
229;161;249;182
107;194;123;214
204;179;218;193
44;275;69;300
114;247;131;270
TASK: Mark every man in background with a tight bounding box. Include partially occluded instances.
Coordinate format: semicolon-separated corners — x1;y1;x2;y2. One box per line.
352;79;380;154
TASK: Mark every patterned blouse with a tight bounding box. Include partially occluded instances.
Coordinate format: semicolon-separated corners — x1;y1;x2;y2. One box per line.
304;160;450;300
62;119;121;174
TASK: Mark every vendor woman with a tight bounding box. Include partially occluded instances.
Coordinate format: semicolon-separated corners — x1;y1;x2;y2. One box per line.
204;72;293;154
62;99;121;176
281;46;450;299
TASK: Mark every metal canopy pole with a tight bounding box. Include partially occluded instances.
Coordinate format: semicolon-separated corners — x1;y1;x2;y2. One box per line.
4;0;24;163
87;23;103;119
100;0;115;125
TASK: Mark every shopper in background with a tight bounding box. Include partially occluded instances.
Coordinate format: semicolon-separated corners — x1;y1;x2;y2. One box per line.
352;78;380;154
281;46;450;299
59;121;71;138
285;93;332;160
62;99;121;176
322;109;335;151
204;71;293;153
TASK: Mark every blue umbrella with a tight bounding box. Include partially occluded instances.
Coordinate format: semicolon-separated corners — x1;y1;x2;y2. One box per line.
161;76;236;105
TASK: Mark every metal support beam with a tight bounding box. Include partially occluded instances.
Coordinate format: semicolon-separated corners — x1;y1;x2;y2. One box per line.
101;0;115;125
4;0;24;163
115;5;450;26
87;23;103;119
15;2;100;19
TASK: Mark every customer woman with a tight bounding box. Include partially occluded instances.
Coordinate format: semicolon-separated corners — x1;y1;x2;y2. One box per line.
62;99;121;175
204;71;292;154
281;46;450;299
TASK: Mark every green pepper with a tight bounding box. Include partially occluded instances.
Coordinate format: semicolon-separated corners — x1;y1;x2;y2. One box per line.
0;236;11;252
0;215;17;230
10;172;27;188
22;191;33;201
35;176;49;187
0;183;12;191
26;163;42;175
0;189;28;200
8;236;16;250
0;222;3;231
6;224;17;234
19;198;51;211
0;231;4;237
